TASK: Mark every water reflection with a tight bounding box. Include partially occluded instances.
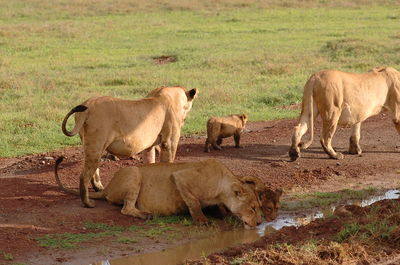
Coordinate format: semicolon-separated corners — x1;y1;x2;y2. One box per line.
92;230;259;265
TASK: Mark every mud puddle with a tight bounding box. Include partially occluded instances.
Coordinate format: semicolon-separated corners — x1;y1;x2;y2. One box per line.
92;189;399;265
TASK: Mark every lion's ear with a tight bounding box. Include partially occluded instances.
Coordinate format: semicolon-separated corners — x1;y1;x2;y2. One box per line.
275;188;283;198
187;88;198;100
265;188;283;200
241;113;248;122
370;66;386;72
240;176;263;191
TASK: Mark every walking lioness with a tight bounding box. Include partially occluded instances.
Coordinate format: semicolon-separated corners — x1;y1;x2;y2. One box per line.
61;86;197;208
55;157;263;228
289;67;400;160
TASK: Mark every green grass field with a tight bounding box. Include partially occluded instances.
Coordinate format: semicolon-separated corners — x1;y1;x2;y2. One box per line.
1;0;399;157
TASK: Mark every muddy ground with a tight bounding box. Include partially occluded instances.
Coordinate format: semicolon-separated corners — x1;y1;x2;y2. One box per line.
1;113;400;265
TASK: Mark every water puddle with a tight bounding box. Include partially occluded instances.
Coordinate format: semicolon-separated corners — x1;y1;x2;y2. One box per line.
92;189;399;265
92;229;260;265
257;189;399;234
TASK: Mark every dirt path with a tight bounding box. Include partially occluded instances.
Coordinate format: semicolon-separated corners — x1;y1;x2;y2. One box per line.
1;113;400;264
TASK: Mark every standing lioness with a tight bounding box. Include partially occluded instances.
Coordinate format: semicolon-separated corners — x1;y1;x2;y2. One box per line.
289;67;400;160
61;86;197;208
55;157;263;228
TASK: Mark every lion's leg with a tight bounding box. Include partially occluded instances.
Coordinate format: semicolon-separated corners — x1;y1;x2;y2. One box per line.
121;188;151;219
172;171;208;224
142;147;156;164
392;118;400;136
234;133;241;148
170;131;181;162
320;115;343;160
160;140;172;162
159;126;181;162
348;122;362;155
121;199;151;219
216;137;223;146
204;138;211;153
80;136;108;208
90;168;104;192
80;159;100;208
212;142;222;150
208;124;221;150
289;121;308;161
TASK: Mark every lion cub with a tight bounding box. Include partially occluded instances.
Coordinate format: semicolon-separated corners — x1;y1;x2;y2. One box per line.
204;114;248;152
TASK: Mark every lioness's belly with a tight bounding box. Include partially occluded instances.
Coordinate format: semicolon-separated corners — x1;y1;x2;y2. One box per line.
107;140;134;157
338;103;383;126
136;177;188;216
107;138;154;158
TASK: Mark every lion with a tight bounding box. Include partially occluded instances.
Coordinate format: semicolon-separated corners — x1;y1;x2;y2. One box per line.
61;86;197;208
204;114;248;152
289;67;400;161
54;157;263;228
239;176;282;222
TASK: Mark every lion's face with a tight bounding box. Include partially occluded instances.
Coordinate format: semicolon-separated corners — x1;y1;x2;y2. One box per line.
259;188;282;222
228;183;263;229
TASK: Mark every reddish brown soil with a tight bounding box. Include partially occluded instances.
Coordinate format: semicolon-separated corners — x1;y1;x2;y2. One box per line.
1;113;400;264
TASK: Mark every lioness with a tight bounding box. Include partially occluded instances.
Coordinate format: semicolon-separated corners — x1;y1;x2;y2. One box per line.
289;67;400;160
240;176;282;222
61;86;197;208
54;157;262;228
204;114;248;152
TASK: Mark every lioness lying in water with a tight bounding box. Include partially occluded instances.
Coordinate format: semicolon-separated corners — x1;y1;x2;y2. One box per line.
55;157;267;228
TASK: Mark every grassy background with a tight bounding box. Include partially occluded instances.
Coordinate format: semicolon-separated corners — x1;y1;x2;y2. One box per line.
0;0;399;157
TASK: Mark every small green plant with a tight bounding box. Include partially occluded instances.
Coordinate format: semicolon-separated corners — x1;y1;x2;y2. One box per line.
300;239;318;252
231;257;247;265
141;226;174;238
2;252;13;261
282;187;380;211
36;231;119;249
145;215;192;225
224;216;243;229
36;222;126;249
362;221;397;241
335;223;360;243
84;221;125;232
114;237;139;244
127;225;141;232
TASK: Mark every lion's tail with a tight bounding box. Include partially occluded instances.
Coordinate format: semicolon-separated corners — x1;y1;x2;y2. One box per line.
61;105;88;137
298;75;315;149
54;157;105;199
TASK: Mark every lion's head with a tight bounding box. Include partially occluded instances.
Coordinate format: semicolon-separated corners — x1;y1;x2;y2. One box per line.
227;182;263;229
259;188;282;222
147;86;198;123
240;176;283;222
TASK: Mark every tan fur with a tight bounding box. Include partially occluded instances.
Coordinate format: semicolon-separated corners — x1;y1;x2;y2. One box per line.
61;86;197;207
204;114;248;152
55;158;263;228
289;67;400;160
239;176;282;222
